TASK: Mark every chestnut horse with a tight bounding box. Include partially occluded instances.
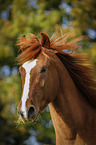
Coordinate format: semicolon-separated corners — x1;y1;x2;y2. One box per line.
17;33;96;145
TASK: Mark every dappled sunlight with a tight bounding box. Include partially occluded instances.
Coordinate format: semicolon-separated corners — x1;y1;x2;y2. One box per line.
0;0;96;145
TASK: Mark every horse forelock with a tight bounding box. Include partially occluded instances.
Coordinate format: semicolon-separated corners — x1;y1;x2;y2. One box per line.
17;32;81;65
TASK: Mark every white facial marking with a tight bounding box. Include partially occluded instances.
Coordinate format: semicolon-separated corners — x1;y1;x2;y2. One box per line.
21;59;38;119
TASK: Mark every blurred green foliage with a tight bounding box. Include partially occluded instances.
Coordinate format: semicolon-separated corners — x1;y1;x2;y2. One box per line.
0;0;96;145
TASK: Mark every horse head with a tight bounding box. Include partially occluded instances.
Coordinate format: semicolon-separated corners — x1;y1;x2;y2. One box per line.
17;33;59;121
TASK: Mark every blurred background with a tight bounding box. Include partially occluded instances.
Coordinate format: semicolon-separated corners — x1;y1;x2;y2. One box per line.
0;0;96;145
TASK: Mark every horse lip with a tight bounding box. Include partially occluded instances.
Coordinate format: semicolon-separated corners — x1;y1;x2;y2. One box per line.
28;114;36;121
18;113;26;123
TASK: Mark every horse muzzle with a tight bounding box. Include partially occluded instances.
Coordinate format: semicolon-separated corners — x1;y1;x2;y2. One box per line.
17;105;37;122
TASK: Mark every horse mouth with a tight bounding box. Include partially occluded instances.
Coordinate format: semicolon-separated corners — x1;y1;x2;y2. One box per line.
17;110;40;125
28;113;36;121
28;113;41;124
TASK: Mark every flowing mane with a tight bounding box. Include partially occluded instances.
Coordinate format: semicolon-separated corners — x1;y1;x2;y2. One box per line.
17;33;96;108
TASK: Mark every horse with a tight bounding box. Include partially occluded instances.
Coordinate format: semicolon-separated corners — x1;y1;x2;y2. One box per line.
17;32;96;145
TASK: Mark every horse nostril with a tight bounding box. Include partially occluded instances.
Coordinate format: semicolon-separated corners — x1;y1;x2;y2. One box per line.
17;109;23;117
20;110;24;117
28;106;35;118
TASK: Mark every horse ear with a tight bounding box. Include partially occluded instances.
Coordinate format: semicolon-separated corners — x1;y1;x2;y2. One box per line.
20;35;26;51
41;32;50;49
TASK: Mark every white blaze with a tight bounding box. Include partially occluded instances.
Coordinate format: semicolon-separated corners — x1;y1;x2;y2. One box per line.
21;59;38;119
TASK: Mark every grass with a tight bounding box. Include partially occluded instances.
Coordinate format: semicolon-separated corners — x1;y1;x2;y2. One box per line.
15;113;41;128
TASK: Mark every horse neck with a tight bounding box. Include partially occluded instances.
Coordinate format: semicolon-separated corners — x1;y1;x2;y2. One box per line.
48;57;96;145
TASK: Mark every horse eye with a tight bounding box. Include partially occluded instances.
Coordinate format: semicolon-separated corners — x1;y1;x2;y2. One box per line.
41;67;46;73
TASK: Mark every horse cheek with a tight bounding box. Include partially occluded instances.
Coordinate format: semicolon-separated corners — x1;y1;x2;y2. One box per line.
40;79;45;87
